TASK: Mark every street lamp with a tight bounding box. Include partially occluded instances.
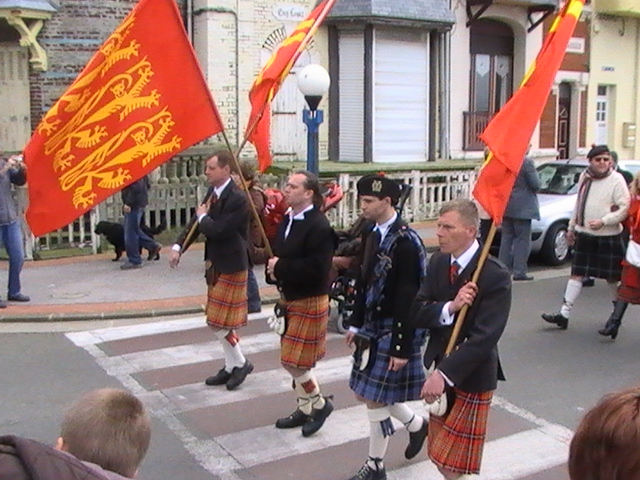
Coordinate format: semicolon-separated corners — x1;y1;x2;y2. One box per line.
297;64;330;175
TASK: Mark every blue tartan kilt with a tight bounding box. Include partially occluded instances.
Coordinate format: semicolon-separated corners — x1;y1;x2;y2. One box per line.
349;318;427;405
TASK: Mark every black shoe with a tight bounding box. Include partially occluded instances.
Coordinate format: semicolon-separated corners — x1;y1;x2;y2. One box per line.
205;368;231;386
0;299;6;309
405;418;428;459
226;360;253;390
7;293;30;302
598;319;621;339
347;463;387;480
513;274;534;281
582;277;595;287
275;409;310;429
120;262;142;270
147;243;162;261
248;306;262;314
541;312;569;329
302;397;334;437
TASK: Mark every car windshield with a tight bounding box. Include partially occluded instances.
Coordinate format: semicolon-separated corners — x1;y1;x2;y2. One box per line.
537;163;585;195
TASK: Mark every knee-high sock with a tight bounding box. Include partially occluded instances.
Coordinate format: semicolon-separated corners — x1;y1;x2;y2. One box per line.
607;281;619;300
560;278;582;318
367;407;392;464
388;403;423;433
214;329;246;370
295;371;325;414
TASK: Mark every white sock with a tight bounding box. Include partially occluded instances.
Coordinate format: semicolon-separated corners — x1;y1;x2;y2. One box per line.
388;403;423;433
560;278;582;318
607;281;619;300
215;330;246;370
294;376;312;415
367;407;391;460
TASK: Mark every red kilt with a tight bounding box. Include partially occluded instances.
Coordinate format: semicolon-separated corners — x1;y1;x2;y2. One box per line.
280;295;329;369
428;389;493;475
618;261;640;304
206;271;248;329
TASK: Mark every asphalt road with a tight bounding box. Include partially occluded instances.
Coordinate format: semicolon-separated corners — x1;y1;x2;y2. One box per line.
1;262;639;480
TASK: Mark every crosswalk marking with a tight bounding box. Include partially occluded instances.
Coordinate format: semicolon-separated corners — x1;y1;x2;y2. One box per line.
66;315;573;480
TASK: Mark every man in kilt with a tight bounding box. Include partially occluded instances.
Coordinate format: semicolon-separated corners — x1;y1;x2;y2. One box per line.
542;145;630;330
266;170;335;437
409;199;511;479
169;151;253;391
345;174;428;480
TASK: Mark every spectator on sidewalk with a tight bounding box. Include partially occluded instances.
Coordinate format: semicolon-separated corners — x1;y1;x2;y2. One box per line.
542;145;630;330
120;175;161;270
498;153;541;281
233;159;267;314
55;388;151;479
569;385;640;480
0;151;29;307
170;151;253;391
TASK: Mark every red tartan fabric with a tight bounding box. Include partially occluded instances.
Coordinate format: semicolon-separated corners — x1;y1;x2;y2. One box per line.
618;262;640;304
280;295;329;369
206;271;248;329
428;389;493;475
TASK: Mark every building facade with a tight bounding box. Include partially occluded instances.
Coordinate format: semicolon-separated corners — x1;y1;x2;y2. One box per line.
587;0;640;159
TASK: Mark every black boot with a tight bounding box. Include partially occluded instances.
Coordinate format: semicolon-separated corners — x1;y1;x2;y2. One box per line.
598;300;628;340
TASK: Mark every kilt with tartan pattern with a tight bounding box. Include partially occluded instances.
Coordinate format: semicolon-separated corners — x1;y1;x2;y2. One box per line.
618;261;640;304
428;388;493;475
349;318;427;405
280;295;329;369
571;232;625;281
206;271;248;329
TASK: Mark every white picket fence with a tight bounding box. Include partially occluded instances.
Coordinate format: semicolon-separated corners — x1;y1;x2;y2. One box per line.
18;167;478;259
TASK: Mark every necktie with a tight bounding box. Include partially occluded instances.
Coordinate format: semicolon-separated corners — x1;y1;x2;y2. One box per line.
449;261;460;284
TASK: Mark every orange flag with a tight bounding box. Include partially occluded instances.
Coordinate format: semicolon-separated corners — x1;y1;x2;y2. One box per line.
24;0;224;237
473;0;585;224
245;0;337;172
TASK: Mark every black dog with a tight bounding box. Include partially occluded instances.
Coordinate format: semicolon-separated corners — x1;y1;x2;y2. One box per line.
95;219;166;261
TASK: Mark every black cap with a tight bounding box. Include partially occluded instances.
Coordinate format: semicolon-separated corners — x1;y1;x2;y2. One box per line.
587;144;610;159
356;174;401;204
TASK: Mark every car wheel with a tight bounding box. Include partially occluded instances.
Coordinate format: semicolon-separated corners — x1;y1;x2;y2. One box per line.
541;222;570;265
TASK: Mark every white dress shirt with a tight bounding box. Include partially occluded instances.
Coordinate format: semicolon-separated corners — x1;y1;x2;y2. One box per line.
284;204;314;239
439;239;480;326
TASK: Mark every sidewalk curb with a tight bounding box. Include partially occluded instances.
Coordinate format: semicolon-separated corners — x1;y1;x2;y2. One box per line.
0;292;282;323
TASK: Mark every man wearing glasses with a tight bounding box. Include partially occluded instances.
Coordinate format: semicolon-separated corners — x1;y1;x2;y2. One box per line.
542;145;630;330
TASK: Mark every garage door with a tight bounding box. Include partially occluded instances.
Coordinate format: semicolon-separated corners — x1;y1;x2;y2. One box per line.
373;30;429;163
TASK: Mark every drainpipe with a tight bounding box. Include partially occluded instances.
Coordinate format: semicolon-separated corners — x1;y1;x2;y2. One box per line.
192;6;240;144
440;30;451;160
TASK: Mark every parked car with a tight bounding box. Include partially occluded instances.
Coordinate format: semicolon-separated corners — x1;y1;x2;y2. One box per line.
522;158;640;266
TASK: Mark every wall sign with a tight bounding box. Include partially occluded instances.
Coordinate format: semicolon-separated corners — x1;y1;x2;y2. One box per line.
273;4;308;22
566;37;585;54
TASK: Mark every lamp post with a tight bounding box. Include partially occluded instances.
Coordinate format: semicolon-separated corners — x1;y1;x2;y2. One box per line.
297;64;330;175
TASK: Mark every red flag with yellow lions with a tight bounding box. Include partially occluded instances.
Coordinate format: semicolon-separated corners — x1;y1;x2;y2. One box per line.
246;0;337;172
24;0;224;237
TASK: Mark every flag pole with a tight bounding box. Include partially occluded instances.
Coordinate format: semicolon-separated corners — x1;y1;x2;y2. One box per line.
444;222;498;355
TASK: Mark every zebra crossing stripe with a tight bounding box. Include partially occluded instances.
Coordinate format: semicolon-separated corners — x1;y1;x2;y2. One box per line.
65;318;573;479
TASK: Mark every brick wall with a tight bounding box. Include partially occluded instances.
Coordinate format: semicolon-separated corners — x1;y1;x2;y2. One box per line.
29;0;187;129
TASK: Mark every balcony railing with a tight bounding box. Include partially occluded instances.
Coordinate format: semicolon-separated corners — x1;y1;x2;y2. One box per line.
463;111;493;151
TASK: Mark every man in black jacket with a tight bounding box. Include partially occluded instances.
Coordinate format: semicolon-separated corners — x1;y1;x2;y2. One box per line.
170;151;252;391
345;175;428;480
120;175;161;270
409;199;511;479
266;170;335;437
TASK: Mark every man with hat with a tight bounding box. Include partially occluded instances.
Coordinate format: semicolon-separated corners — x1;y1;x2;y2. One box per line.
345;174;428;480
542;144;630;330
266;170;336;437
